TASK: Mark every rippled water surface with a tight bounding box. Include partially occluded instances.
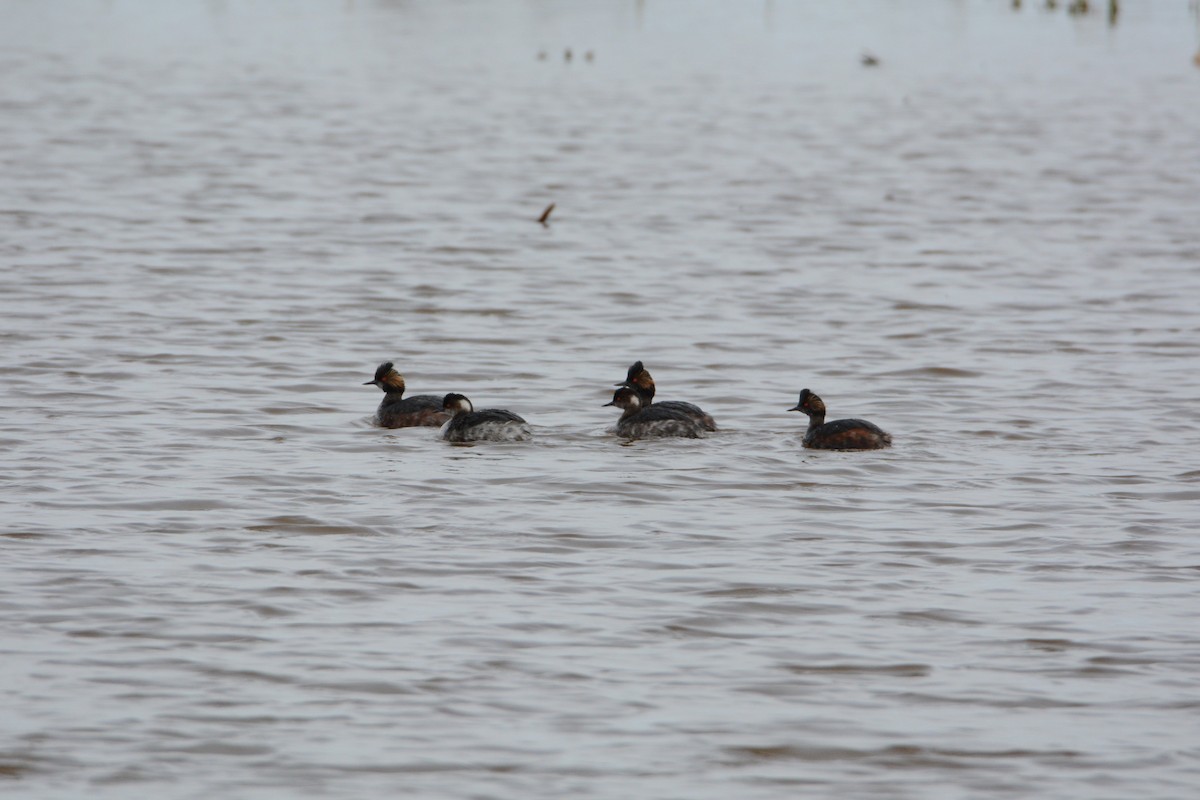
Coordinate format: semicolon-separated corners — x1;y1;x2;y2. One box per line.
4;1;1200;798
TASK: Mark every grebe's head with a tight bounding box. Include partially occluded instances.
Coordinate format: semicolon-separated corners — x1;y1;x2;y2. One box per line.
788;389;825;418
442;393;473;416
604;386;643;412
363;361;405;393
616;360;656;395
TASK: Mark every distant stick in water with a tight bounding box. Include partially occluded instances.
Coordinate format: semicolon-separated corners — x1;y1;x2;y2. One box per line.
538;203;555;227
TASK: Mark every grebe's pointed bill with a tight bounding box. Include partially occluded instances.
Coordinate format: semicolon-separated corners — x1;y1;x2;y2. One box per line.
363;379;379;386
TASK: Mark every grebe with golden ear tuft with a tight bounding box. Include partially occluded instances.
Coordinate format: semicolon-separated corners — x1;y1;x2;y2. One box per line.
363;362;449;428
788;389;891;450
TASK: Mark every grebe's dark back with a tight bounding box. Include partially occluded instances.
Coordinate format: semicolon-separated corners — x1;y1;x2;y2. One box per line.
363;362;448;428
788;389;891;450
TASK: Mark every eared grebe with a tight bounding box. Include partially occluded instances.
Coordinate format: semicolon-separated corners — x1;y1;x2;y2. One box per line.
788;389;892;450
604;386;707;439
440;393;533;442
618;361;717;431
363;362;449;428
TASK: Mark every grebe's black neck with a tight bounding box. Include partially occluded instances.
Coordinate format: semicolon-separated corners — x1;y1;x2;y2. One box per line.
380;382;406;399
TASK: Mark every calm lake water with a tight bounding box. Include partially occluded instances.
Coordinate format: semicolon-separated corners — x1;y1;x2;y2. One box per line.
3;1;1200;798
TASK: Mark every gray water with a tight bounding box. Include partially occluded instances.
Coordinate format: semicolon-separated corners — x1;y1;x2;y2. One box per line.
3;1;1200;798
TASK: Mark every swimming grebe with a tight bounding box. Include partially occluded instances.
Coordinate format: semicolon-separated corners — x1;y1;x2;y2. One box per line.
363;362;449;428
788;389;892;450
617;361;717;431
440;393;533;442
604;386;707;439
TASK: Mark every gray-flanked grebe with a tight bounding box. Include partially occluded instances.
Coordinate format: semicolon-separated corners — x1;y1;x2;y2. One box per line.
363;362;449;428
604;386;707;440
618;361;717;431
788;389;892;450
441;393;533;443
